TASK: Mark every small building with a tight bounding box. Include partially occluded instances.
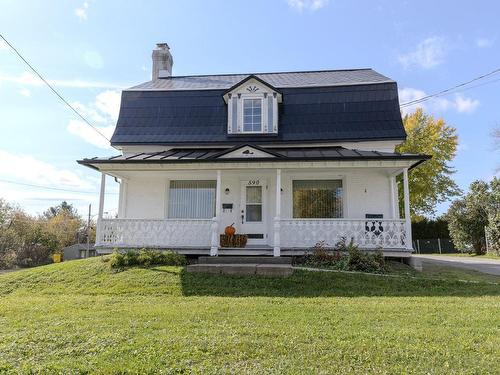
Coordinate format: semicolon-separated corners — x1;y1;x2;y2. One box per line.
63;244;96;261
78;43;429;258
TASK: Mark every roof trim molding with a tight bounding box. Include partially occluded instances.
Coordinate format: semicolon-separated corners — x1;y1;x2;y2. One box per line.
223;74;281;95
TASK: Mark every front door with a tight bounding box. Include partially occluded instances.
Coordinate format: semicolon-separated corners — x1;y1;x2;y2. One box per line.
240;179;267;245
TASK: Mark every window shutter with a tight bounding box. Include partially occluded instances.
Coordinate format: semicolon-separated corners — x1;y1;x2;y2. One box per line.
231;97;238;133
267;95;274;133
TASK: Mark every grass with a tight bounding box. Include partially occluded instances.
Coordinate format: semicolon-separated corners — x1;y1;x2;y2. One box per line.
0;258;499;374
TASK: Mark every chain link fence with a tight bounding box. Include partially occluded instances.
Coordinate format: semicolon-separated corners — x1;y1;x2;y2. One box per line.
412;238;458;254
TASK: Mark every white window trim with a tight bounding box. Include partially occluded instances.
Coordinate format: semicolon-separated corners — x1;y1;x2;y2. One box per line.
239;95;265;134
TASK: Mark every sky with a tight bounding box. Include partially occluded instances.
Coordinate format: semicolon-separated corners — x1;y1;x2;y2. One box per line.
0;0;499;218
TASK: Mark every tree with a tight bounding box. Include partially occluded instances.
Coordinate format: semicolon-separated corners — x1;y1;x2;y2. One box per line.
446;178;498;255
396;109;461;217
43;201;79;220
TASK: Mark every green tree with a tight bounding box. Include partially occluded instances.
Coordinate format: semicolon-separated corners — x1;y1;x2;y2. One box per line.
43;201;79;220
397;109;461;217
446;178;498;255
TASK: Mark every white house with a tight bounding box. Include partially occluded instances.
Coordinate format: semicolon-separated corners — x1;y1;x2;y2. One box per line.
79;43;429;257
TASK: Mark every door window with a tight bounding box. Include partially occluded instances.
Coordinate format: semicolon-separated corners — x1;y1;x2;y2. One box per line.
245;186;262;222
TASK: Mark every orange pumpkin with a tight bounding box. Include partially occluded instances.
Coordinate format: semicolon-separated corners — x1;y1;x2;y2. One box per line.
224;223;236;236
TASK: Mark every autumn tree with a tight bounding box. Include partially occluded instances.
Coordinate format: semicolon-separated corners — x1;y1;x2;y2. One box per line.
396;109;461;218
42;202;84;252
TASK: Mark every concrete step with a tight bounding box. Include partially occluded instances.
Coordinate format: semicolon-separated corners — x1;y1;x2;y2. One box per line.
198;256;292;265
186;263;293;277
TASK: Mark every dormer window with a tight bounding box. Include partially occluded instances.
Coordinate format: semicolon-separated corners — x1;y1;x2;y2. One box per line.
243;98;262;132
224;75;282;135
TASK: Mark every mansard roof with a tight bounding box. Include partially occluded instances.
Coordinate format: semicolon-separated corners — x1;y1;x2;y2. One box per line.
111;67;406;146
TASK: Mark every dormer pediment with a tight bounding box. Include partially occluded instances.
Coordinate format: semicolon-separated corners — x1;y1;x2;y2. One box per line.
223;75;282;103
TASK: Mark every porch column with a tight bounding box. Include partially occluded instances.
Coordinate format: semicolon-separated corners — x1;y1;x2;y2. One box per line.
273;169;281;257
210;170;222;256
96;172;106;246
402;168;412;250
389;175;397;219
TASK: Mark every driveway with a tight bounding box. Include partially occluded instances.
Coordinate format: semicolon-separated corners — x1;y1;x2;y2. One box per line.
414;255;500;276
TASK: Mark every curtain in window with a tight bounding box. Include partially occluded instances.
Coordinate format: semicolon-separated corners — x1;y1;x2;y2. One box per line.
292;180;343;218
168;180;216;219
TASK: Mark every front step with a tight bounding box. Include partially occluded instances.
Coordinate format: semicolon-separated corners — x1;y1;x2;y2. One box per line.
198;256;292;265
186;263;293;277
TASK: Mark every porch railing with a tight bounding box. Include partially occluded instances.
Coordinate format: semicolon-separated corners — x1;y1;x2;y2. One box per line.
279;219;407;249
97;218;212;248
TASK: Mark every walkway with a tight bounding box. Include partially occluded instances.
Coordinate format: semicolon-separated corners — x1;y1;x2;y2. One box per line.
414;255;500;276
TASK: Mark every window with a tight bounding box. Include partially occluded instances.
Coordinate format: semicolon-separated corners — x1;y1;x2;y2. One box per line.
292;180;343;218
245;186;262;222
168;180;216;218
243;98;262;132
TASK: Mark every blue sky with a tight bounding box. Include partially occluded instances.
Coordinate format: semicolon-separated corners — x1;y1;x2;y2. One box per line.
0;0;498;217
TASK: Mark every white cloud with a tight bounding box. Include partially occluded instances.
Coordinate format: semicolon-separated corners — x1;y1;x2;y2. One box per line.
454;94;480;113
75;1;89;21
66;90;121;149
0;149;93;189
18;88;31;97
95;90;121;121
399;87;480;116
398;37;447;69
67;120;115;149
0;71;124;89
286;0;329;11
476;37;495;48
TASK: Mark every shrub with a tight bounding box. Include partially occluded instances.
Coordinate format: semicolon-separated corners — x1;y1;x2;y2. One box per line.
296;237;386;273
347;244;386;273
109;249;186;269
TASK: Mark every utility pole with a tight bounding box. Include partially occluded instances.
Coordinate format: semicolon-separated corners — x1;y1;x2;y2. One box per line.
87;204;91;258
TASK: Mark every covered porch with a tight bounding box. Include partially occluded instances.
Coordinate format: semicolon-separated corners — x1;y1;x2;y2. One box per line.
88;158;419;257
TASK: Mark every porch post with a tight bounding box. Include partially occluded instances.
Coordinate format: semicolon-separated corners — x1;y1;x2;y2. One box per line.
96;172;106;246
210;170;221;256
402;168;412;250
273;169;281;257
389;175;396;219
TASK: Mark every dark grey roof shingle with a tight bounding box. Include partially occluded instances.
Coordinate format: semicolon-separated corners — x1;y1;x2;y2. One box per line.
111;84;405;145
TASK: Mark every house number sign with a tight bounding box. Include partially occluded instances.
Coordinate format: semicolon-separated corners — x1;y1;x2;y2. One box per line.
247;180;260;186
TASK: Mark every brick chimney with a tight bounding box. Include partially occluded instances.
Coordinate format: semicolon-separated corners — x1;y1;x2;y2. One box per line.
152;43;173;80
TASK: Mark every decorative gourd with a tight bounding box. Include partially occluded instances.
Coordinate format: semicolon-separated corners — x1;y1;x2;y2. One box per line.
224;223;236;236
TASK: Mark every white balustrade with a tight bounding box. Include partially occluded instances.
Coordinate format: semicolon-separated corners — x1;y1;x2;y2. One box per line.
279;219;407;249
97;218;212;248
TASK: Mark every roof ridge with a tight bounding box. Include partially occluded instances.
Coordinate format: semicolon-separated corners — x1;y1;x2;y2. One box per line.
158;68;376;80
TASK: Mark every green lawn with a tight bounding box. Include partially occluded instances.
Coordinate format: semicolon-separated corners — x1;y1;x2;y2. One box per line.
0;258;499;374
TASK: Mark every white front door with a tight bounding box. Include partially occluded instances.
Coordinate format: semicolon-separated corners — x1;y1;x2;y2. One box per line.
240;179;267;245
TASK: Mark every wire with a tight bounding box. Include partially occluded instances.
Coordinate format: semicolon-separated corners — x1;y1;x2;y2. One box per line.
400;67;500;108
0;179;118;195
0;33;111;143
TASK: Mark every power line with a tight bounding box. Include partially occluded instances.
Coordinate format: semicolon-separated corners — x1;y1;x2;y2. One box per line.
400;67;500;108
0;179;118;195
0;33;111;143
